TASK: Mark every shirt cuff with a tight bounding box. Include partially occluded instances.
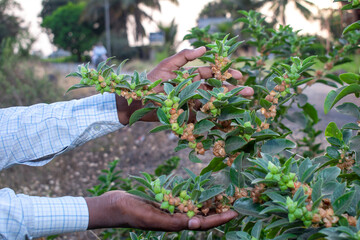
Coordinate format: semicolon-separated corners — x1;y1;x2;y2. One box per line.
19;194;89;238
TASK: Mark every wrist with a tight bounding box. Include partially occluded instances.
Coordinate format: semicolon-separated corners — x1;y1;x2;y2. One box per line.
115;95;143;125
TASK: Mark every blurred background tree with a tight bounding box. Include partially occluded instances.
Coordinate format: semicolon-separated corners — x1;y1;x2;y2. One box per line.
40;0;77;19
0;0;22;45
41;2;100;61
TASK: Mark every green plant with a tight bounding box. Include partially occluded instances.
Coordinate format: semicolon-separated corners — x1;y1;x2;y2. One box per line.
68;3;360;239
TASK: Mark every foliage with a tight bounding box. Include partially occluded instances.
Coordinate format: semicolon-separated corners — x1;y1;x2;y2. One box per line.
0;0;22;44
69;3;360;239
41;2;99;61
0;39;63;108
39;0;78;19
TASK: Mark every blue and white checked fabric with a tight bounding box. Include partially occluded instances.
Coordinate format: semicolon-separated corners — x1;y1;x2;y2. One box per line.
0;93;124;239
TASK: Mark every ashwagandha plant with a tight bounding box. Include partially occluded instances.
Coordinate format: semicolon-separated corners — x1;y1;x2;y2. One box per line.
66;2;360;239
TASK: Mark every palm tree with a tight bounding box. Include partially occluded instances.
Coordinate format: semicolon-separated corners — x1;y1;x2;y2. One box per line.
268;0;314;26
82;0;178;42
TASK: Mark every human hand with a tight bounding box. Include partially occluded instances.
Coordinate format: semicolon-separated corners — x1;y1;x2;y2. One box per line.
86;190;238;231
116;47;254;125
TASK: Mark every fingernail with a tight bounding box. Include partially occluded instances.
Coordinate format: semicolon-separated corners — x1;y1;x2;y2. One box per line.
188;218;200;229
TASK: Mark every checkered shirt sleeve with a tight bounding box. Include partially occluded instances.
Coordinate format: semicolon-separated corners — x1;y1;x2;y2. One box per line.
0;93;124;239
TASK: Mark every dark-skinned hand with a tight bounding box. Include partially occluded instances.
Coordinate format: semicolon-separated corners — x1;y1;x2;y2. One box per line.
116;46;254;125
86;190;238;231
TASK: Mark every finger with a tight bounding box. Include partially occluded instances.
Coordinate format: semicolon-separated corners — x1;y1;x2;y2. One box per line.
142;209;189;232
162;47;206;69
188;210;238;230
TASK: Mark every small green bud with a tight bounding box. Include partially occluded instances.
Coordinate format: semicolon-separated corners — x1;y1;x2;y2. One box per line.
288;204;296;213
217;93;225;99
176;127;184;135
160;201;169;210
95;84;102;91
184;195;190;200
166;190;171;195
286;180;295;188
188;142;196;149
305;211;313;221
104;86;111;92
115;89;122;95
162;187;167;194
136;89;142;97
211;109;218;116
280;185;288;191
130;83;136;90
244;121;252;128
265;173;273;180
155;193;164;202
197;203;203;208
268;161;279;174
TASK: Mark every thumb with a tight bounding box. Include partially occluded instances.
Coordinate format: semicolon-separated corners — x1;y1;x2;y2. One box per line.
167;46;207;68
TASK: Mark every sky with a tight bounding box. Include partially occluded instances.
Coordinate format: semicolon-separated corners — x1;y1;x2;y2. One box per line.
15;0;340;57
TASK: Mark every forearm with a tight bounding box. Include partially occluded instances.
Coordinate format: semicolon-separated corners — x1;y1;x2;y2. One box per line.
0;188;88;239
0;93;123;170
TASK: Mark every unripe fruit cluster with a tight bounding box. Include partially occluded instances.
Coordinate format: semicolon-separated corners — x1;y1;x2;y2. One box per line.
201;96;221;117
286;197;314;228
265;162;296;191
213;140;226;157
211;53;232;82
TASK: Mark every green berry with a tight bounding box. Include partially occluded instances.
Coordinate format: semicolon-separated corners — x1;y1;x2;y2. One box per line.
305;211;313;221
155;193;164;202
136;90;142;97
273;174;281;182
184;195;190;200
180;190;187;199
217;93;225;99
166;190;171;195
104;86;111;92
165;99;173;107
281;175;290;183
168;205;175;214
187;210;195;218
130;83;136;90
173;96;180;103
280;185;288;191
176;127;184;135
286;180;295;188
294;209;303;219
265;173;274;180
171;123;179;131
197;203;203;208
162;187;167;194
188;142;196;149
244;121;252;128
211;109;218;116
95;84;102;91
288;213;296;223
115;88;121;95
288;204;296;213
160;201;169;210
268;162;279;174
154;185;161;194
289;172;296;180
304;220;312;228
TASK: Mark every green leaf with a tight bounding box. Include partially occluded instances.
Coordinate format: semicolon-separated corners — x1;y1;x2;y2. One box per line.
251;221;263;239
339;73;360;84
65;72;82;78
259;205;287;215
198;187;224;203
336;102;360;119
172;181;187;196
342;123;360;130
157;108;170;125
65;84;92;94
324;84;360;114
206;78;222;88
193;120;215;135
127;189;156;202
343;20;360;34
302;103;319;124
350;136;360;153
129;107;156;126
326;146;340;159
225;136;247;154
325;122;343;141
265;218;289;231
179;81;201;101
260;99;272;109
116;59;129;75
261;139;296;154
189;150;202;163
130;175;153;189
319;167;341;183
149;124;171;133
230;168;242;187
218;106;245;121
333;191;355;215
233;198;264;218
200;157;227;175
130;232;139;240
184;167;197;180
252;129;280;140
